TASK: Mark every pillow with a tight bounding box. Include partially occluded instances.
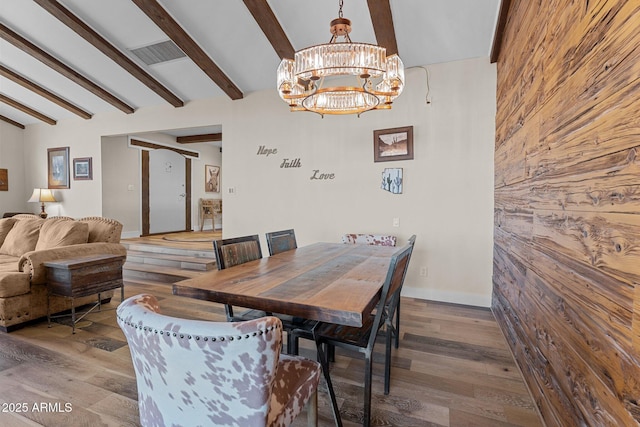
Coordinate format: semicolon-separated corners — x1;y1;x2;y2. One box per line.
0;219;43;256
0;218;17;247
35;220;89;250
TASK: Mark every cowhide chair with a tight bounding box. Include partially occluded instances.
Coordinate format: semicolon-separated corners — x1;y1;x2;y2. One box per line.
340;233;397;247
117;293;321;427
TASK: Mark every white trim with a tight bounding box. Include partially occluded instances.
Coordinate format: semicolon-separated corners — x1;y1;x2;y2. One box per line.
121;230;141;239
402;286;492;308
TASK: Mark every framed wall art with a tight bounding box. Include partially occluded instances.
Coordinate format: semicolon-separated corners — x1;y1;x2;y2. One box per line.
0;168;7;191
381;168;403;194
205;164;220;193
373;126;414;162
47;147;70;189
73;157;93;180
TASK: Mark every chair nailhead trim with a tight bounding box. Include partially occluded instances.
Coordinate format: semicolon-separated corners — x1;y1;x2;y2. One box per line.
117;316;280;343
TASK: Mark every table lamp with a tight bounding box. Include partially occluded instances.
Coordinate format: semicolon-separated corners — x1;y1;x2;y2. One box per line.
28;188;57;218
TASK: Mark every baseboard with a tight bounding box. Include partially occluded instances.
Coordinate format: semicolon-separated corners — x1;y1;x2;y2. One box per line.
402;286;492;308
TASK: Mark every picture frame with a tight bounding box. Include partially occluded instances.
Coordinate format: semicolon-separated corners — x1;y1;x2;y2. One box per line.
47;147;70;189
381;168;403;194
373;126;414;162
73;157;93;180
0;168;7;191
205;164;220;193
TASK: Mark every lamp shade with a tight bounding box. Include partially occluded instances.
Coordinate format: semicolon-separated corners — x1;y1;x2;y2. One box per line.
28;188;57;203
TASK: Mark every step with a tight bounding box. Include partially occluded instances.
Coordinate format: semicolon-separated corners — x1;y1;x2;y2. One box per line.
126;250;216;271
123;261;203;283
122;242;215;259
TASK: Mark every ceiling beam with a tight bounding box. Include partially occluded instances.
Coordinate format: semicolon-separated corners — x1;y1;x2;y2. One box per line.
367;0;398;56
130;139;199;158
33;0;184;108
176;133;222;144
242;0;294;60
0;93;57;125
490;0;512;63
0;115;26;129
131;0;243;100
0;23;135;114
0;64;92;119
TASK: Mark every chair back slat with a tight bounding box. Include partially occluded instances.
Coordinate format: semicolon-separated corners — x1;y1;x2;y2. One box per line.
213;234;262;270
266;229;297;255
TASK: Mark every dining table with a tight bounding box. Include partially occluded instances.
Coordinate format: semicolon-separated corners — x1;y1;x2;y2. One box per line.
172;242;398;328
173;241;398;426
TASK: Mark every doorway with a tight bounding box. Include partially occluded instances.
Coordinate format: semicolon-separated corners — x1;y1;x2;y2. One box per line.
148;149;186;234
138;143;194;236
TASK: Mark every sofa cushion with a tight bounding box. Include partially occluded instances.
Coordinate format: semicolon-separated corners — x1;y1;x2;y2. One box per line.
0;255;19;272
35;219;89;250
0;271;30;298
0;219;43;257
0;218;17;247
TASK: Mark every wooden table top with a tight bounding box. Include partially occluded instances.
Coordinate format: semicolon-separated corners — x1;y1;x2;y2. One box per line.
173;242;397;327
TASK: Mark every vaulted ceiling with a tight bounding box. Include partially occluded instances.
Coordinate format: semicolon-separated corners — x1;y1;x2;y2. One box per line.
0;0;501;129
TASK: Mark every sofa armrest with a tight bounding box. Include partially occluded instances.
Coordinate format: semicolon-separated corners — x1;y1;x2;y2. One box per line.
18;243;127;285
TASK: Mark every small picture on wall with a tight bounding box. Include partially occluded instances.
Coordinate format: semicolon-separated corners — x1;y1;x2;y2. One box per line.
73;157;93;180
205;165;220;193
0;168;7;191
381;168;403;194
373;126;414;162
48;147;70;189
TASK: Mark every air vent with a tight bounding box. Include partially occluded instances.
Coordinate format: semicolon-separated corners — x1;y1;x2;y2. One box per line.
130;40;186;66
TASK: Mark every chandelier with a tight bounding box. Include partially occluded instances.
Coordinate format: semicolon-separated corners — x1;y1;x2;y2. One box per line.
277;0;404;117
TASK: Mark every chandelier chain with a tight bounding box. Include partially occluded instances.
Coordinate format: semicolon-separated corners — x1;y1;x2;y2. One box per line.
338;0;344;18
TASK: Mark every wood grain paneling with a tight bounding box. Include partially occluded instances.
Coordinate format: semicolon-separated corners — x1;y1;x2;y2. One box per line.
493;0;640;425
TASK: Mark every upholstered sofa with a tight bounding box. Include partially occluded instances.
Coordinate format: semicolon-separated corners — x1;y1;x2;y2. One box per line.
0;215;127;332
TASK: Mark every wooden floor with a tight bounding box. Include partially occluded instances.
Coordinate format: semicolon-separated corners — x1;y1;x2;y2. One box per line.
0;234;543;427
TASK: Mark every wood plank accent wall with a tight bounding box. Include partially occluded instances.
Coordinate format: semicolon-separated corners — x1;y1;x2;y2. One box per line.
492;1;640;426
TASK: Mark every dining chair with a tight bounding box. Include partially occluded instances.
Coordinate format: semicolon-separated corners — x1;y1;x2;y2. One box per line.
266;229;297;256
312;236;415;427
341;233;402;348
264;229;317;354
213;234;263;321
117;293;321;427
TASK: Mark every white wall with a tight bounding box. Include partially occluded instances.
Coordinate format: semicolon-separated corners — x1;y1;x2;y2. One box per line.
20;57;495;307
0;122;28;213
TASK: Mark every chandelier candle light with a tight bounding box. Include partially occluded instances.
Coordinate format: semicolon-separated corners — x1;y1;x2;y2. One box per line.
277;0;404;116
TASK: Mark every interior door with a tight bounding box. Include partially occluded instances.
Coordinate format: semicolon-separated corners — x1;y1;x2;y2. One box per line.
149;149;186;234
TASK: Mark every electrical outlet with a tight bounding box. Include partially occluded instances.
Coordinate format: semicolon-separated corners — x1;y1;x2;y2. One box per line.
420;267;428;277
393;217;400;227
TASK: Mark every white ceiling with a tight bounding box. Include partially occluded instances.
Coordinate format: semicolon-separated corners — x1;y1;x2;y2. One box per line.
0;0;501;127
